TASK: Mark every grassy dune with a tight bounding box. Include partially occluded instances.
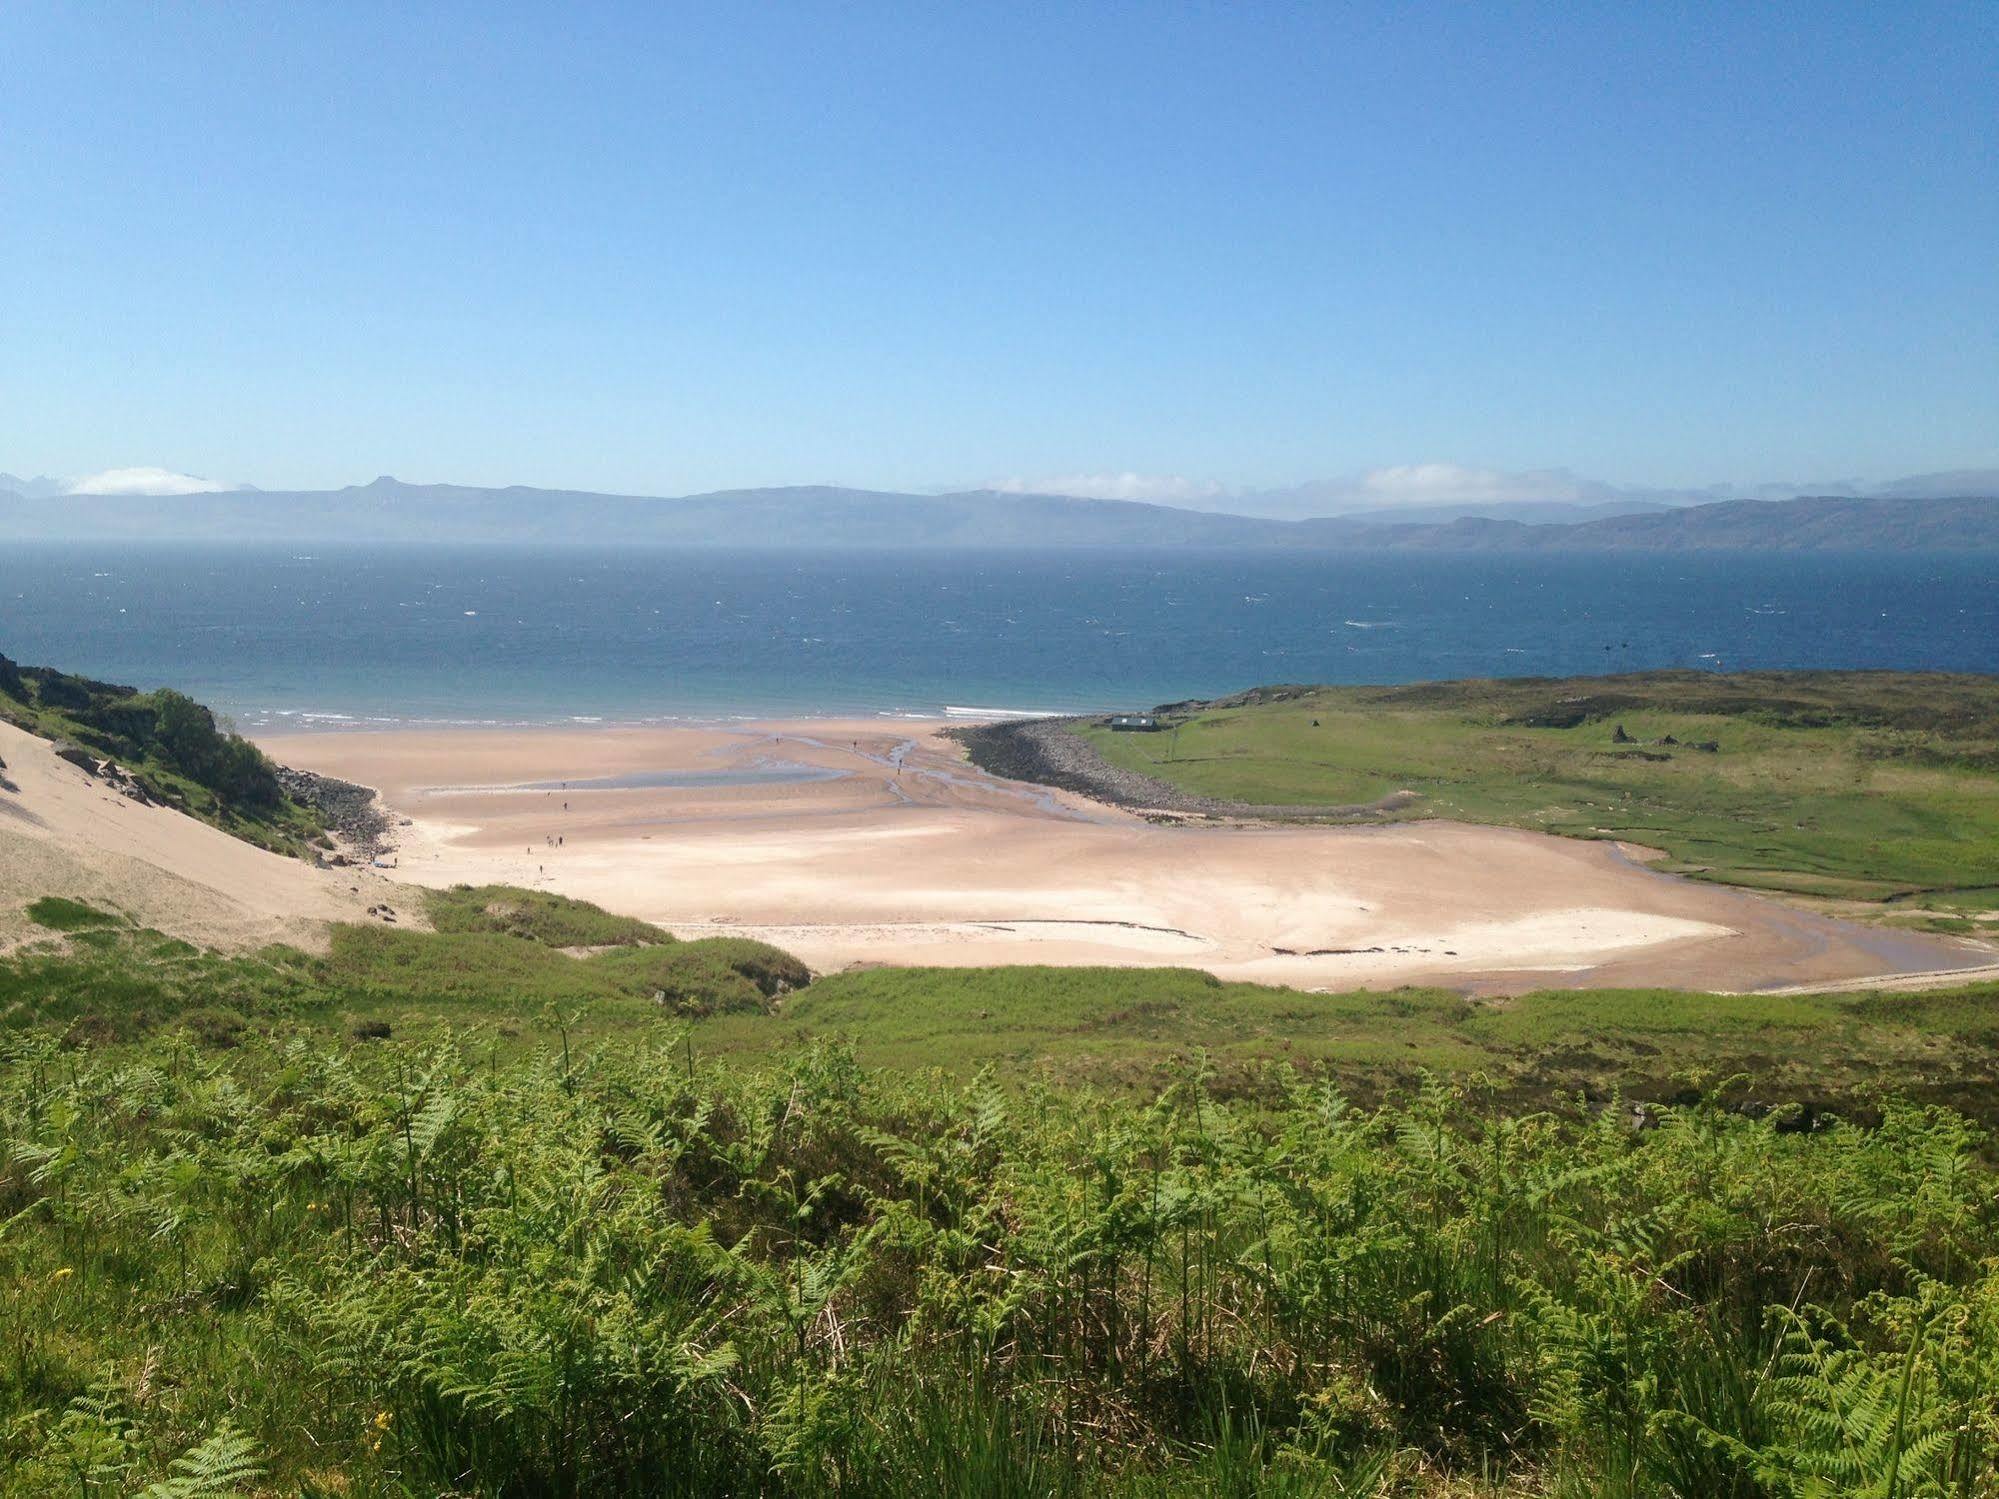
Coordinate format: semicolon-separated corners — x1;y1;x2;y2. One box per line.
2;889;808;1048
1076;671;1999;915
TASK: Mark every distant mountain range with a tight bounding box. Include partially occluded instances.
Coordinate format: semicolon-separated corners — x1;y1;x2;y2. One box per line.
3;474;1996;550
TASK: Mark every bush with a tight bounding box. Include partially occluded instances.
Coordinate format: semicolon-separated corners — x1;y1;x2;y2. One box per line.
147;689;283;809
23;895;122;932
594;937;811;1015
426;885;670;947
180;1005;248;1048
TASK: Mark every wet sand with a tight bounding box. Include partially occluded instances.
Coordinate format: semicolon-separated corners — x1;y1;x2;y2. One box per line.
257;719;1996;994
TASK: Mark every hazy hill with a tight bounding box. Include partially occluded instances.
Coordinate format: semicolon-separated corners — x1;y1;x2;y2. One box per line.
1357;494;1999;551
0;476;1312;547
2;476;1994;549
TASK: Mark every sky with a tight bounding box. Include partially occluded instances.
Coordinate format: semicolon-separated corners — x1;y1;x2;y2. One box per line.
3;3;1995;501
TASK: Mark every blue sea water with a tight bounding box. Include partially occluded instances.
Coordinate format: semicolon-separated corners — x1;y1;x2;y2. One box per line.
2;543;1994;727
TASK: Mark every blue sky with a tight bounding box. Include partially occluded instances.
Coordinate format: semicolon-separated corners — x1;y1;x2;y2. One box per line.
3;3;1994;500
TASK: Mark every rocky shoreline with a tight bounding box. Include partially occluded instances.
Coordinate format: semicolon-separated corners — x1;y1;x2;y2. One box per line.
946;715;1421;821
276;766;394;861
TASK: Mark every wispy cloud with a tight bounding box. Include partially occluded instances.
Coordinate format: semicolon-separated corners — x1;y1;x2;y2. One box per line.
984;472;1229;504
66;466;234;496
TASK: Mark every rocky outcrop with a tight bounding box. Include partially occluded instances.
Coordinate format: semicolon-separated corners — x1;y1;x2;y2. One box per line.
44;740;169;805
97;761;158;805
276;766;392;858
51;741;100;775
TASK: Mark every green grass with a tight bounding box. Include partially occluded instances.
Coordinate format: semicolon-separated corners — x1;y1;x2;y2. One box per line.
4;1020;1996;1495
1075;671;1999;907
21;895;125;933
11;893;1998;1121
423;882;671;946
4;887;808;1044
695;962;1999;1119
6;886;1999;1492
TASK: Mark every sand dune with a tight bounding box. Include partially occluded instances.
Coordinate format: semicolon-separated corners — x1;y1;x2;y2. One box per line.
0;720;385;952
259;719;1990;993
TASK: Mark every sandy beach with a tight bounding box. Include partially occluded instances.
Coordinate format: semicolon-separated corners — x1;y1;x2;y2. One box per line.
257;718;1993;993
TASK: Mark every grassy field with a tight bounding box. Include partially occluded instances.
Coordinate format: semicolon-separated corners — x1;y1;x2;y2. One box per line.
9;890;1999;1123
3;889;809;1048
5;959;1998;1494
1075;672;1999;914
703;964;1999;1118
7;890;1999;1493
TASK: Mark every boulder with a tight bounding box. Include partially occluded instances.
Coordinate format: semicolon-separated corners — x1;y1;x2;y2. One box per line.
52;741;101;775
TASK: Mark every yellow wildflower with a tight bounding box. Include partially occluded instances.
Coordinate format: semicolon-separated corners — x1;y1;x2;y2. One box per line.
51;1267;74;1283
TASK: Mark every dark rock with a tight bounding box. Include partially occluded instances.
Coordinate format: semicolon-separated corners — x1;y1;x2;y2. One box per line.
1691;740;1720;753
52;741;101;775
1611;723;1633;743
276;765;391;857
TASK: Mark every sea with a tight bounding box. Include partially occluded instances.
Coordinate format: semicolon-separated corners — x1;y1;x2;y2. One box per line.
4;543;1995;729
